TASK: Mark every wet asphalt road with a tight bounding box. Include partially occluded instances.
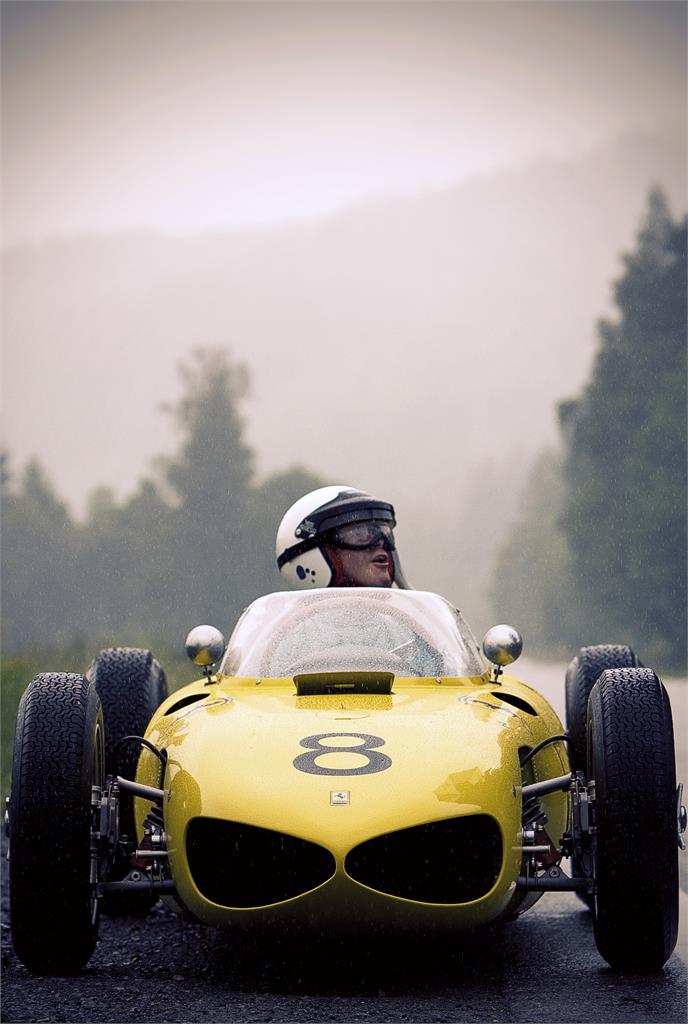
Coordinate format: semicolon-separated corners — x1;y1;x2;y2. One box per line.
2;659;686;1023
2;884;686;1023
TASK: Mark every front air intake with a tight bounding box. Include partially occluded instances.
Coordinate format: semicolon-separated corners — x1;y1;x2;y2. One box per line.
186;818;336;907
345;814;502;904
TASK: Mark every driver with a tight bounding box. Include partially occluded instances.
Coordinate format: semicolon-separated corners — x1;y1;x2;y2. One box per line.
276;485;411;589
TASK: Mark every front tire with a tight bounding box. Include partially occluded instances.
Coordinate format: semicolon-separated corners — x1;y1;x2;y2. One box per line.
589;667;678;972
9;673;104;975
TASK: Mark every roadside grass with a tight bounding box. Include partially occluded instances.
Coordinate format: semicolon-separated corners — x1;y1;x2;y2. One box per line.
1;642;195;800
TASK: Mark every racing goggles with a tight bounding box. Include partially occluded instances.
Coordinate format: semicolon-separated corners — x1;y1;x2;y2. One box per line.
324;521;396;552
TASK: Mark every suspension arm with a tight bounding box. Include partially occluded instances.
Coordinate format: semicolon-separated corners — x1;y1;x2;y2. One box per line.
516;865;592;892
116;776;165;803
102;879;176;893
518;773;573;800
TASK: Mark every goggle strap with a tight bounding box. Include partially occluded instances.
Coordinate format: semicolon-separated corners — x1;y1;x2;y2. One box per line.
277;537;320;570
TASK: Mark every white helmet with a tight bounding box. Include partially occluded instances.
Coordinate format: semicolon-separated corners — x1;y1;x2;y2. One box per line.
276;485;409;589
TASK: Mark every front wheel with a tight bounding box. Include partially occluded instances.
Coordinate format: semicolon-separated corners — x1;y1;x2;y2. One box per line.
588;667;678;972
9;673;104;974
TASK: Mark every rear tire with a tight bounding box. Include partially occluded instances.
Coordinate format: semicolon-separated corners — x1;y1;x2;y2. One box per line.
565;644;638;772
9;673;104;975
565;645;638;907
88;648;167;916
89;647;167;781
588;667;678;972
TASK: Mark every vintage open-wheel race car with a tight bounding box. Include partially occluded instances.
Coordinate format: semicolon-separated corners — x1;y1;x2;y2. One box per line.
7;587;685;974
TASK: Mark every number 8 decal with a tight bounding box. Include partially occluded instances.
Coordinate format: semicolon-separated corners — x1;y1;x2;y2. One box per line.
293;733;392;776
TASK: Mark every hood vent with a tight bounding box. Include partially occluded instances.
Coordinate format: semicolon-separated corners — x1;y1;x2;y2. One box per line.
490;692;537;716
294;672;394;696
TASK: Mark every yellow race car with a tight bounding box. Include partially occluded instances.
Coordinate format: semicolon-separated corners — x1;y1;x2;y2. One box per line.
8;588;683;975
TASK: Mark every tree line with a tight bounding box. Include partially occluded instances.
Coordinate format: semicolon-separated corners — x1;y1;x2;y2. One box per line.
1;349;324;655
490;189;686;671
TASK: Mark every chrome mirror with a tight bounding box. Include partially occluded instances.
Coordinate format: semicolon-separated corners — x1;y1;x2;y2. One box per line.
185;625;226;680
481;624;523;681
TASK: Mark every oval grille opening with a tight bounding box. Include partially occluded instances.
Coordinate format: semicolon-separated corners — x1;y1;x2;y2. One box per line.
345;815;502;904
186;818;335;907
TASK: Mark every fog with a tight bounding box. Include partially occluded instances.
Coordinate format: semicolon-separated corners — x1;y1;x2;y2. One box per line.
3;1;685;241
1;1;686;621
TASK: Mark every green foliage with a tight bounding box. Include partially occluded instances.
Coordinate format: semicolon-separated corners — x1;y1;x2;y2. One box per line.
1;348;325;655
155;349;256;634
560;189;686;668
489;449;584;657
163;349;253;509
1;458;81;648
491;189;687;670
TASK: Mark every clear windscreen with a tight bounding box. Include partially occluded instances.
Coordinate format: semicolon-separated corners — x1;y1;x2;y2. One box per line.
219;588;487;679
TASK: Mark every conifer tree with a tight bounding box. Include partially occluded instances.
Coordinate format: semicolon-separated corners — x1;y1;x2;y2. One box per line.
559;189;687;666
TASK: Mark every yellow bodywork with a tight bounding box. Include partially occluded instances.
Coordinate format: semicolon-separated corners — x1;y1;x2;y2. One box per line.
136;670;568;934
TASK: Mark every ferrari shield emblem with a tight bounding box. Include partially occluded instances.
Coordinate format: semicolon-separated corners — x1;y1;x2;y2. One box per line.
330;790;350;805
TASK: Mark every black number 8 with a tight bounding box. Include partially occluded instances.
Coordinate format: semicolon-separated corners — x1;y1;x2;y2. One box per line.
293;733;392;776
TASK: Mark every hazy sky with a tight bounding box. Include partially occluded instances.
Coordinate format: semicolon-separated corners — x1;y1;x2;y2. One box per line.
2;1;686;243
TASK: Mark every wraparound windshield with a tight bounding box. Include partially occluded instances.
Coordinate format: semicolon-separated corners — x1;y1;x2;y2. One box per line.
219;589;487;679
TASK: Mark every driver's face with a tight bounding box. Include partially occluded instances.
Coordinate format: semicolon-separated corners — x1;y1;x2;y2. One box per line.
322;541;394;588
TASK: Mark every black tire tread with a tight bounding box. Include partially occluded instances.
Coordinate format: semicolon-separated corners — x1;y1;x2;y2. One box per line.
89;647;167;780
88;648;167;917
565;644;637;771
590;667;678;972
10;673;102;974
